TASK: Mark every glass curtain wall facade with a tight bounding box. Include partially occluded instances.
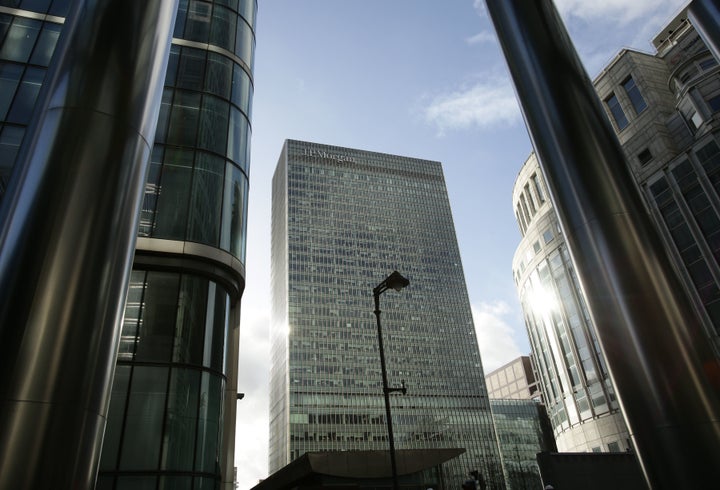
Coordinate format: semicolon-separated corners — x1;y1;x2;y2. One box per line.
490;399;556;490
270;140;506;489
0;1;256;489
511;154;631;453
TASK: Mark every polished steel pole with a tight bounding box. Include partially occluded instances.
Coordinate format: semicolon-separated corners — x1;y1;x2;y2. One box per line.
0;0;178;488
485;0;720;488
373;292;400;490
689;0;720;63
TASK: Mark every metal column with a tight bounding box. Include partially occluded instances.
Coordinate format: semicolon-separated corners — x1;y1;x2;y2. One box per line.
689;0;720;63
485;0;720;488
0;0;178;488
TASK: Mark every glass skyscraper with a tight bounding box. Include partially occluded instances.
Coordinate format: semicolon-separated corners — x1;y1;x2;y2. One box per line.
270;140;505;488
0;1;256;489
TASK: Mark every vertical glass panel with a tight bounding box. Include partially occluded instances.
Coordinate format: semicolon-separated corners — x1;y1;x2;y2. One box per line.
0;14;11;47
210;285;229;372
173;275;208;365
99;365;131;470
29;22;61;66
605;93;628;130
186;152;224;245
161;368;200;470
220;163;248;260
118;270;146;360
116;476;158;490
165;45;180;87
7;66;45;124
159;476;193;490
0;62;23;120
205;52;232;100
174;0;188;38
135;272;180;362
0;17;41;63
622;76;647;114
185;0;212;43
210;5;236;53
231;63;252;117
153;148;193;239
48;0;71;17
119;366;169;470
166;90;200;146
226;106;248;167
154;88;173;144
195;372;224;474
0;125;24;178
177;47;206;91
198;95;228;155
20;0;52;13
139;145;164;236
234;19;254;68
239;0;256;28
195;477;218;490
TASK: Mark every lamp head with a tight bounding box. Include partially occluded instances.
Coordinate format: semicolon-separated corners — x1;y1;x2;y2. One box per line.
386;271;409;291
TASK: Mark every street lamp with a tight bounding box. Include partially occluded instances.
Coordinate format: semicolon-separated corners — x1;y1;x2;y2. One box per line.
373;270;410;490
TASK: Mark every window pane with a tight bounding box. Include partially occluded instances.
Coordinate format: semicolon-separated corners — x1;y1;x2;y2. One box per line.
187;152;224;245
48;0;71;17
185;0;212;43
99;365;131;470
135;272;179;362
161;368;200;470
159;476;193;490
605;93;628;130
220;163;248;259
623;77;647;114
210;283;229;372
0;125;24;179
174;0;188;38
7;66;45;124
231;63;252;117
195;372;224;474
177;46;206;91
0;62;22;120
238;0;256;28
166;90;200;146
120;366;169;470
197;95;228;155
0;17;42;63
173;275;208;365
226;106;248;167
139;145;164;236
209;4;236;53
205;52;232;100
154;148;193;239
234;18;254;68
165;45;180;87
118;270;146;360
116;476;158;490
20;0;52;12
29;22;61;66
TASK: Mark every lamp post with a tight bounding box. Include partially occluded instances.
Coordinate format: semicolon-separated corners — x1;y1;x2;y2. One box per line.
373;270;410;490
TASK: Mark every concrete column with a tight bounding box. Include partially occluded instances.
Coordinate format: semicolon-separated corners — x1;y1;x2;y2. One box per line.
0;0;178;488
485;0;720;488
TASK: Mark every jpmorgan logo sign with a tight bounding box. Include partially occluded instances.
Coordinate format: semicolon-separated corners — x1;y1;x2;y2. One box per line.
303;148;356;163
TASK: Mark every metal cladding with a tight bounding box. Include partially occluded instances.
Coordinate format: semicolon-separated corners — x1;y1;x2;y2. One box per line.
485;0;720;488
0;0;178;488
689;0;720;63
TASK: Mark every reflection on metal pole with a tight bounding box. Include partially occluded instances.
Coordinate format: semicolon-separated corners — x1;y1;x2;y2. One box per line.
0;0;178;488
373;271;410;490
689;0;720;62
485;0;720;487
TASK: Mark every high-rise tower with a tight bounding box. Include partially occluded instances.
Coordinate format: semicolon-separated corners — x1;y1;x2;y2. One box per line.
0;1;256;488
270;139;505;488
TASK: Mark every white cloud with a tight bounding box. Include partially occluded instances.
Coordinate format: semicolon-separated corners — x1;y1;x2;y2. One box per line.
555;0;675;25
422;76;521;134
472;0;486;17
472;300;525;373
465;30;496;46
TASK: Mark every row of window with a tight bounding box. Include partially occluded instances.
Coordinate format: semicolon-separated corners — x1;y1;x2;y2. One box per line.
516;172;546;235
0;15;60;65
605;75;647;131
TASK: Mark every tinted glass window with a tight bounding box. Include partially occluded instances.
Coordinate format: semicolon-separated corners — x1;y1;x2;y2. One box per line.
605;93;628;130
153;147;193;238
0;17;41;63
187;152;224;245
7;66;44;124
161;368;200;470
29;22;61;66
135;272;179;362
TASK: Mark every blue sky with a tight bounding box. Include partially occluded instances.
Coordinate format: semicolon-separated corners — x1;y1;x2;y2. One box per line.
234;1;688;487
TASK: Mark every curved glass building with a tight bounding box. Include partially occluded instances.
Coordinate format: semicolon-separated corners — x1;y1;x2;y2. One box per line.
511;154;631;453
0;1;256;489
